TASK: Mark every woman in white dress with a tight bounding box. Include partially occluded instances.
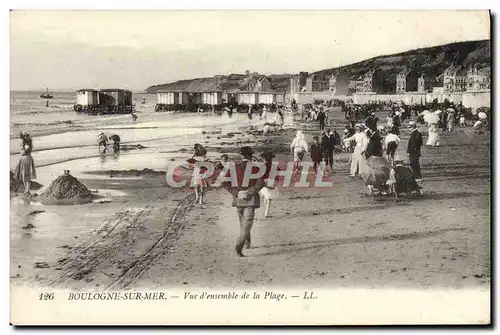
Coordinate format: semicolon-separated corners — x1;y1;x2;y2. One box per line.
309;109;317;121
290;130;309;174
426;123;440;146
343;124;369;177
386;116;394;129
262;106;268;120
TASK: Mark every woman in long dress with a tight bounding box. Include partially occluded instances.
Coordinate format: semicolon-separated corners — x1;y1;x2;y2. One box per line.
343;124;369;177
447;112;455;132
290;130;309;174
275;108;284;130
14;132;37;194
262;106;268;120
426;122;440;146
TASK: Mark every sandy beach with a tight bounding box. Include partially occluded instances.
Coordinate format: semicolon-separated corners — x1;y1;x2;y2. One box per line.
10;106;490;293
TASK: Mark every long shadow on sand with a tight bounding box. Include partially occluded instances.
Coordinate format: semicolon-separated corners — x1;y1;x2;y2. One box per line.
422;163;489;170
270;202;410;220
424;174;490;181
429;143;489;148
367;191;489;203
253;228;468;257
278;192;490;213
414;191;490;201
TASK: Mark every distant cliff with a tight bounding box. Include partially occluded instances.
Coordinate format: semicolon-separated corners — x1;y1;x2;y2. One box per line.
145;39;490;94
146;74;292;94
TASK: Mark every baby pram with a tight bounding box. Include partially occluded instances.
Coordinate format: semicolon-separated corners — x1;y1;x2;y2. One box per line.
360;156;391;197
360;156;422;200
387;164;423;199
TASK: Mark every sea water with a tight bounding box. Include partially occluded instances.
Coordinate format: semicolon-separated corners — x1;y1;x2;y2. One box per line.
10;90;266;188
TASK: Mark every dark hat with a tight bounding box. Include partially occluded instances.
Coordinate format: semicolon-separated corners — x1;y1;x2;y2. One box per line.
240;146;254;156
194;143;207;156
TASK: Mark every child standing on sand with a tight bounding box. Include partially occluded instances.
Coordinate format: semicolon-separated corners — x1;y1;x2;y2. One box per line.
459;114;466;127
189;143;210;204
258;152;281;218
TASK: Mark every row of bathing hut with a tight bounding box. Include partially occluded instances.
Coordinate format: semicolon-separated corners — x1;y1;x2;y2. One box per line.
155;90;285;111
74;89;134;115
74;88;286;115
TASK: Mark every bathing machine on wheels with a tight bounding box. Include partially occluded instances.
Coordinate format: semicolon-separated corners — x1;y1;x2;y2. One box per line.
73;88;135;115
73;89;100;114
98;89;134;114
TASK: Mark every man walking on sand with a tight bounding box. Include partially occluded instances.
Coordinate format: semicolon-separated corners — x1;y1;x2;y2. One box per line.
221;146;265;257
407;121;423;181
316;107;326;130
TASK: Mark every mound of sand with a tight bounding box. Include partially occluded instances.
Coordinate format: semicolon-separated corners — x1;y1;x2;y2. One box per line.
39;173;95;204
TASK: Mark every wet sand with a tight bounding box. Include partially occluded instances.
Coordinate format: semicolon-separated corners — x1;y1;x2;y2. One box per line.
10;109;490;293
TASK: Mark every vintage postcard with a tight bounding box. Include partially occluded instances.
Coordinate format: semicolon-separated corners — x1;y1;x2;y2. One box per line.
9;10;491;325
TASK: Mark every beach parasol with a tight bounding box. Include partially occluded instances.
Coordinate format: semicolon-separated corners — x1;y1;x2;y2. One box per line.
423;113;440;124
478;111;487;120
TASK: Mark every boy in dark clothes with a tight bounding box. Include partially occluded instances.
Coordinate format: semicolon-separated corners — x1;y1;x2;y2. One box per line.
310;136;323;172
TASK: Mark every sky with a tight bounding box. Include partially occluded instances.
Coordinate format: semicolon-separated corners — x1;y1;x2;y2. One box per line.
10;10;490;92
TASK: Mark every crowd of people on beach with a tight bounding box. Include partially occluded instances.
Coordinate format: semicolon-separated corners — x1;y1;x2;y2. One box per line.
11;96;490;258
180;98;490;257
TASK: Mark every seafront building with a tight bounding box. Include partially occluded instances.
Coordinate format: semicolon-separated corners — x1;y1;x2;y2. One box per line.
150;61;491;110
466;66;491;91
288;63;490;110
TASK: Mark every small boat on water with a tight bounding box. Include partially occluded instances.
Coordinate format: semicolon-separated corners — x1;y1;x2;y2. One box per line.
40;88;53;99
